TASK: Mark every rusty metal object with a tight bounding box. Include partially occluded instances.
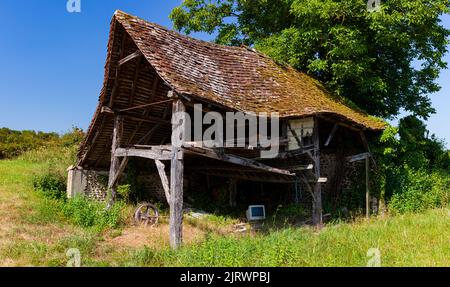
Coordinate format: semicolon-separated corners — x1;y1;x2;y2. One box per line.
134;203;159;227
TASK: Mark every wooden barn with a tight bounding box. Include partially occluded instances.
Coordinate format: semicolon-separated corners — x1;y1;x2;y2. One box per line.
71;11;386;248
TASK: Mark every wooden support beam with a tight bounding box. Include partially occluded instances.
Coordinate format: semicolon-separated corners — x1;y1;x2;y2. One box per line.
119;99;173;113
360;131;377;167
114;147;173;161
190;163;313;173
365;156;370;219
346;152;371;163
100;106;172;126
122;114;171;125
183;145;295;176
155;160;171;205
170;99;185;249
118;50;142;66
108;157;129;189
324;123;339;147
312;117;323;227
287;122;303;148
107;115;123;208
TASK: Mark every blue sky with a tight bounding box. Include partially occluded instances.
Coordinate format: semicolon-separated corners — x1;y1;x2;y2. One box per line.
0;0;449;147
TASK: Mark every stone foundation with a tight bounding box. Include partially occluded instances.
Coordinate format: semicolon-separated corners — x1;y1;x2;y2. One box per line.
67;166;108;201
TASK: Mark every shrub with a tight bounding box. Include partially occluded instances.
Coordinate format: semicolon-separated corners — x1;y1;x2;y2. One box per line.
32;171;66;200
61;196;126;230
388;169;449;214
0;127;84;160
117;184;132;202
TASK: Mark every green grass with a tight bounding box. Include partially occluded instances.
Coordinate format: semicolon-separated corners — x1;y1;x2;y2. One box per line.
122;208;449;267
0;151;449;267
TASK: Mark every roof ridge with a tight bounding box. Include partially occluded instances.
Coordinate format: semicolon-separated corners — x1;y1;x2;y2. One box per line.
114;10;251;53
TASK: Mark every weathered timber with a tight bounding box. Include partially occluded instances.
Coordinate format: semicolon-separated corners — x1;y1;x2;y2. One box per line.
312;117;323;226
100;106;171;126
183;146;295;176
346;152;371;163
170;99;185;249
324;123;339;147
107;115;123;208
155;160;171;204
114;147;173;161
366;156;370;219
118;50;142;66
287;122;303;148
190;164;313;173
122;114;171;125
108;157;129;189
360;131;377;167
119;99;173;113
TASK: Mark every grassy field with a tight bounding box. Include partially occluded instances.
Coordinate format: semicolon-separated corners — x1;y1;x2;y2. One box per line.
0;154;448;267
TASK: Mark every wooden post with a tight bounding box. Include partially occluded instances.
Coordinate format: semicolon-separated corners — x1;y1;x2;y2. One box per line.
107;115;123;208
365;156;370;219
170;99;185;249
312;117;323;226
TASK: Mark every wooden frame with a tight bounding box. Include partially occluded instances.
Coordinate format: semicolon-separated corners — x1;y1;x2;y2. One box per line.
312;117;323;226
169;99;185;249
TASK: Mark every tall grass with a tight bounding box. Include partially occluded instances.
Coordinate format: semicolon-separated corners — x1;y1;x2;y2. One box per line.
123;208;450;267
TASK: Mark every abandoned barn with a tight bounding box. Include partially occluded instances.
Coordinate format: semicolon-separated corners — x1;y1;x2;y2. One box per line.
69;10;386;248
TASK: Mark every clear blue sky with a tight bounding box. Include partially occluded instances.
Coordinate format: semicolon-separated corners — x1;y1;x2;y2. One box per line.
0;1;449;148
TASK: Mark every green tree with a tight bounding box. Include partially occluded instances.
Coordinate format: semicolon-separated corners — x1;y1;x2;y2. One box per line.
170;0;450;119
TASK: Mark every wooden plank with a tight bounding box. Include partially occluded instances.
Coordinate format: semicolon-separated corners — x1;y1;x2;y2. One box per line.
119;99;173;113
121;114;171;125
324;123;339;147
312;117;323;226
360;131;377;167
108;157;129;189
107;115;123;208
170;99;185;249
155;160;171;204
287;122;303;148
101;106;114;114
366;156;370;219
346;152;371;162
114;147;173;161
183;146;295;176
118;50;142;66
190;163;313;173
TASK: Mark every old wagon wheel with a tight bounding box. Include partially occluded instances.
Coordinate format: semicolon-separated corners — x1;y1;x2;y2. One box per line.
134;203;159;226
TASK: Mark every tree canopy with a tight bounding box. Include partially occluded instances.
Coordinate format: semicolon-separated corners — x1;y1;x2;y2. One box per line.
170;0;450;119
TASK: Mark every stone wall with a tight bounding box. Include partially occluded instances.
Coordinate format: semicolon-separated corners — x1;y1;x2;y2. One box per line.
67;166;108;201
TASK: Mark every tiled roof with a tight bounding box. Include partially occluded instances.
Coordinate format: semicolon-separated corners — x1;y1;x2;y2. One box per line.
116;10;385;130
